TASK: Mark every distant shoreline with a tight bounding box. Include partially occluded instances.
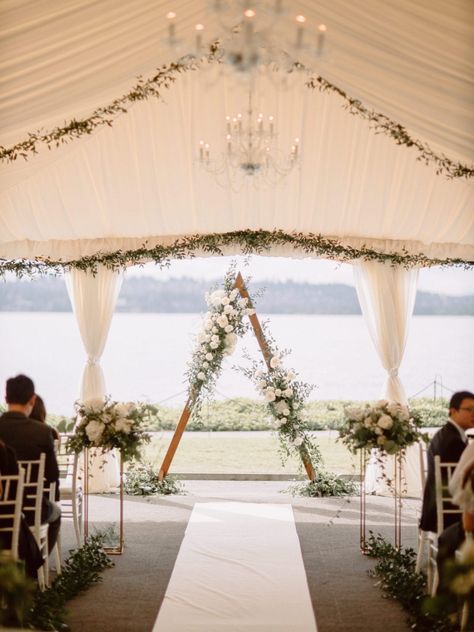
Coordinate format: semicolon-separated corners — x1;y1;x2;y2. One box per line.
1;276;473;315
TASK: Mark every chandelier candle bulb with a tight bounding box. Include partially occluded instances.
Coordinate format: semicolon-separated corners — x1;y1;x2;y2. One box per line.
226;134;232;154
199;140;204;162
317;24;327;55
195;24;204;51
269;115;274;136
226;116;231;134
167;12;176;42
296;15;306;49
205;143;210;162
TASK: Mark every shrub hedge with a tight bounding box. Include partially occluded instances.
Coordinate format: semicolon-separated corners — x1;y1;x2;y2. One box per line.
45;397;447;432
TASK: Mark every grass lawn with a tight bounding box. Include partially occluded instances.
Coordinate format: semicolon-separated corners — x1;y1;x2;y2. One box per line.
140;431;357;475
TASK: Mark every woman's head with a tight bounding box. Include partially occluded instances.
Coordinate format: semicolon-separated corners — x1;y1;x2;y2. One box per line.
30;395;46;423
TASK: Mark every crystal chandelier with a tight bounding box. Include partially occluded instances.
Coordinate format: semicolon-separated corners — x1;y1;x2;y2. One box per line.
198;91;300;184
165;1;327;75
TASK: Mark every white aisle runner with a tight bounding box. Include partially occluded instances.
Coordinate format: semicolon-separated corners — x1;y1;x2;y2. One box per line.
153;502;317;632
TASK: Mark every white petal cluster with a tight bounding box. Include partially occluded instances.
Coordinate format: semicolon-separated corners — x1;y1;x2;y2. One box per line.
85;420;105;443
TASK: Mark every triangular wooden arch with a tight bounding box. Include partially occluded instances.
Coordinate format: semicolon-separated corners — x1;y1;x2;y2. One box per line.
158;272;315;481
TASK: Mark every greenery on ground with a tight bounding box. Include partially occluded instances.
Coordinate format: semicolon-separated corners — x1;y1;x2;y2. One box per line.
287;470;357;497
0;533;113;630
365;533;456;632
124;460;186;495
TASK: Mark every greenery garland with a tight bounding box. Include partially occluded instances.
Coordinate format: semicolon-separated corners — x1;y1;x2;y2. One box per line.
1;43;472;180
365;532;456;632
306;75;473;179
1;229;472;279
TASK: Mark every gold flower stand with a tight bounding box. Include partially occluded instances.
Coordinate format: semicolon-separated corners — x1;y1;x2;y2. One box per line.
359;448;403;553
83;449;124;555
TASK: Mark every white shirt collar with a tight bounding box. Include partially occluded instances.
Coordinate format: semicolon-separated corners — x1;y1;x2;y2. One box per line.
448;418;468;443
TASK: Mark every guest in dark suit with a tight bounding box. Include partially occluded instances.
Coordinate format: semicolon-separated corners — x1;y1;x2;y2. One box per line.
0;374;61;551
420;390;474;533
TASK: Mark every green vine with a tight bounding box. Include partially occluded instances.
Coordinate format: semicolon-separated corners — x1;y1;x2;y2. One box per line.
124;461;186;496
1;229;472;279
1;43;471;180
28;532;113;630
286;471;357;497
365;532;456;632
306;75;473;179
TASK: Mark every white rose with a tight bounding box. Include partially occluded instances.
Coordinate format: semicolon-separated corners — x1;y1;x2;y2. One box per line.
210;341;219;349
223;304;233;314
275;388;282;397
238;297;248;307
282;408;290;416
197;372;206;380
84;397;105;413
212;327;218;333
203;362;209;368
211;334;219;343
377;435;386;446
364;417;373;428
210;290;225;302
378;415;393;430
221;296;230;306
85;420;105;443
115;418;133;435
276;417;287;428
217;316;229;329
205;352;213;361
374;426;383;435
205;320;213;331
265;390;276;402
287;372;296;381
270;356;281;369
225;325;233;333
284;388;293;398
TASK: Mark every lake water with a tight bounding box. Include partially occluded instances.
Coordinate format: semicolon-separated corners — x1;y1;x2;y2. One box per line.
0;312;472;415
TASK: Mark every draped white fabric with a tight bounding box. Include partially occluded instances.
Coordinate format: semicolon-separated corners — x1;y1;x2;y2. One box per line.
353;261;418;404
354;260;421;497
0;1;473;264
66;267;123;401
66;266;123;492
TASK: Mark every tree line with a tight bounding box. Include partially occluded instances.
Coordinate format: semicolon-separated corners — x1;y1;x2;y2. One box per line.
0;276;473;315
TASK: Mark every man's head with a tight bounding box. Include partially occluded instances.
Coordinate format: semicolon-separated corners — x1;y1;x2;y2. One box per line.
449;390;474;430
5;374;36;415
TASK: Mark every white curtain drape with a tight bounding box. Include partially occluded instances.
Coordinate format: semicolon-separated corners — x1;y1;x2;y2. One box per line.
353;260;419;404
354;260;420;496
66;265;123;492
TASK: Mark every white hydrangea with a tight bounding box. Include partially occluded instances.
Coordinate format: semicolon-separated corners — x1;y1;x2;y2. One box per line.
115;418;133;435
84;397;105;413
85;420;105;443
377;414;393;430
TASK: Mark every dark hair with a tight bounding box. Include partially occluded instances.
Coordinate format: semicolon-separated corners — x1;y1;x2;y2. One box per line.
5;374;35;405
449;391;474;411
30;395;46;423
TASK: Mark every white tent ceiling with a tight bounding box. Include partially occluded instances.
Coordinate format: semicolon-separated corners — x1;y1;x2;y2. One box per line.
1;0;473;265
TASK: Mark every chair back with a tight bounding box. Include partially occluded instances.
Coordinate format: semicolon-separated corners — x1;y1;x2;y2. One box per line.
434;455;462;535
419;441;428;490
17;454;46;536
0;469;25;560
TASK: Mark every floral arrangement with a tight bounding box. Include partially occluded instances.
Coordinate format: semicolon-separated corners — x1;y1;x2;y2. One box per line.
66;398;151;461
240;329;321;468
185;265;256;414
338;400;427;455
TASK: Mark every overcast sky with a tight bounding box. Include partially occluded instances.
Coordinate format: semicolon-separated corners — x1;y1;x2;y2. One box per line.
125;255;474;295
